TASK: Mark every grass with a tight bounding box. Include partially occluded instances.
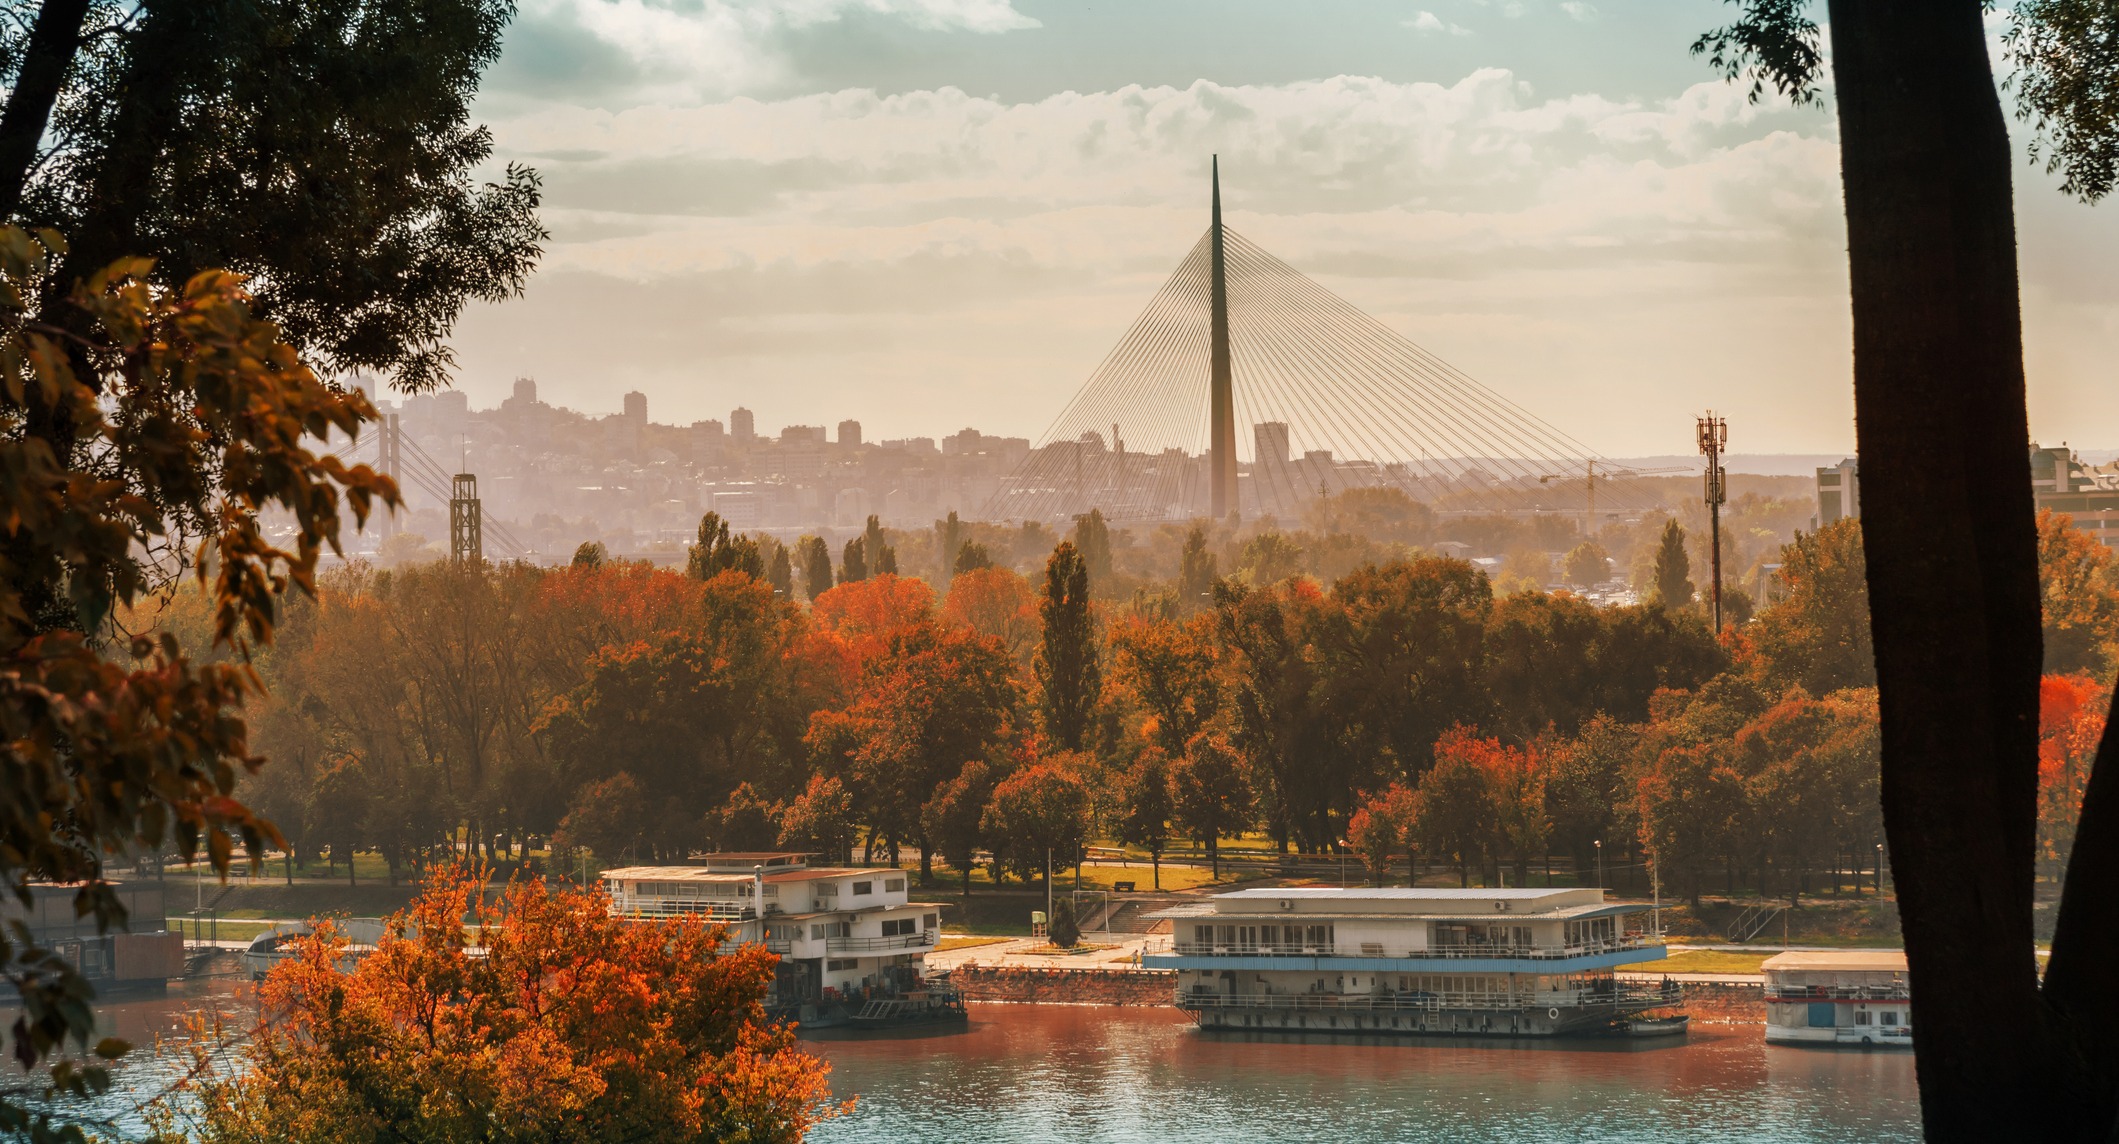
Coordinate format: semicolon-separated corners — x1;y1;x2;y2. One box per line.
934;935;1015;953
1634;950;1776;975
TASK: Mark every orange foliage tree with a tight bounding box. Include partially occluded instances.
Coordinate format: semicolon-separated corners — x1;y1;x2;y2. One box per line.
811;574;936;664
940;566;1039;664
2039;674;2110;879
160;867;845;1143
1347;783;1420;886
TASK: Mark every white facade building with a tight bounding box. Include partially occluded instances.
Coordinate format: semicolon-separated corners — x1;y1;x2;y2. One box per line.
601;852;943;1019
1145;886;1676;1037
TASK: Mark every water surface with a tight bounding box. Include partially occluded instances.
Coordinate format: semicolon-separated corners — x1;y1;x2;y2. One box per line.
803;1005;1920;1144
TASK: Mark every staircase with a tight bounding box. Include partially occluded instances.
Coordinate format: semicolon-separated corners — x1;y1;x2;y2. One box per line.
1726;903;1786;943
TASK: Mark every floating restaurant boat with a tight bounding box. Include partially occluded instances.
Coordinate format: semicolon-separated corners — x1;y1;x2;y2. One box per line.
242;918;387;980
1143;886;1679;1037
1761;950;1911;1048
601;852;955;1028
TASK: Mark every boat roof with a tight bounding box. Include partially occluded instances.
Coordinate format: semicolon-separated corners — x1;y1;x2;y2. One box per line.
1146;901;1642;922
601;865;893;884
1761;950;1907;972
1215;887;1586;901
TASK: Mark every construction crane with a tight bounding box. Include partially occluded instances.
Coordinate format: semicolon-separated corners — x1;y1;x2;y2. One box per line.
1538;459;1691;538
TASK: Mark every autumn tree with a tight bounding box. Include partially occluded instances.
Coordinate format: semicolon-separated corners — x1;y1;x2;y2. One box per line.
2039;510;2119;676
0;227;395;1120
940;566;1038;663
1106;613;1221;758
1347;783;1419;886
708;783;782;852
164;868;842;1143
981;758;1091;889
308;757;373;886
1317;558;1493;787
1035;542;1101;751
1215;579;1332;851
2039;674;2110;883
1634;742;1742;906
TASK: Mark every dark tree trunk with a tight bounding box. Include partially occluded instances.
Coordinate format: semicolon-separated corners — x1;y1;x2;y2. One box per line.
918;833;933;886
0;0;93;221
1826;1;2110;1136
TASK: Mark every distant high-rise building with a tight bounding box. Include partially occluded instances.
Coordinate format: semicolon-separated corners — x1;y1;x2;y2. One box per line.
513;377;538;405
623;391;647;426
732;407;756;443
1815;458;1860;526
1254;421;1290;465
780;425;825;446
839;419;862;449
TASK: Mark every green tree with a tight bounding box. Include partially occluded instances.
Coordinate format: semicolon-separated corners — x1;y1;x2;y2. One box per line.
308;757;373;887
3;1;543;393
797;535;834;601
936;511;965;589
1046;896;1081;949
707;783;781;852
1650;519;1695;609
688;512;764;581
1563;540;1611;587
922;760;996;895
863;515;896;577
572;540;608;569
1744;518;1874;694
1035;542;1101;751
778;774;855;865
953;541;993;575
767;544;794;599
1238;531;1305;585
839;537;867;584
553;772;649;864
1177;524;1218;610
1168;732;1252;877
1071;508;1113;586
1115;748;1175;889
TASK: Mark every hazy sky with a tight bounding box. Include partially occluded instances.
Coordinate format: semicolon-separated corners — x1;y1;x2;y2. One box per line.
447;0;2119;457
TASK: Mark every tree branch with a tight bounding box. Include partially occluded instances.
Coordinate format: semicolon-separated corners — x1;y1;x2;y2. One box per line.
0;0;94;222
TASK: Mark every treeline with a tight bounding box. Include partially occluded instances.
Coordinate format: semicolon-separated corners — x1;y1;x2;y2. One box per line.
160;504;2115;903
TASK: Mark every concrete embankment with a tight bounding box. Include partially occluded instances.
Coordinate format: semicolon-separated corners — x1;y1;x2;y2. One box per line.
952;965;1176;1006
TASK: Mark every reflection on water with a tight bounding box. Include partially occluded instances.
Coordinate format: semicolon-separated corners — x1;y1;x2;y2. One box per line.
803;1005;1921;1144
35;989;1919;1143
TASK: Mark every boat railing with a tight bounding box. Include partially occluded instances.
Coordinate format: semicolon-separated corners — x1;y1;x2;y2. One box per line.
1166;935;1661;960
1175;980;1681;1013
827;931;938;953
1764;983;1911;1002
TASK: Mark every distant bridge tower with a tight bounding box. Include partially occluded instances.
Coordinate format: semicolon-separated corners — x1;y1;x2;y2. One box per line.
450;472;484;564
1208;156;1238;523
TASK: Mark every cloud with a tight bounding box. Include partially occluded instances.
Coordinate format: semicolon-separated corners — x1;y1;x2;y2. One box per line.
1405;11;1472;36
1559;1;1596;22
504;0;1040;100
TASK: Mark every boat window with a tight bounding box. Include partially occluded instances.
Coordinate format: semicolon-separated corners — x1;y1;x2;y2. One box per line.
811;924;826;940
885;878;906;892
852;881;873;895
1855;1010;1873;1025
882;919;916;936
1881;1011;1900;1025
923;913;938;929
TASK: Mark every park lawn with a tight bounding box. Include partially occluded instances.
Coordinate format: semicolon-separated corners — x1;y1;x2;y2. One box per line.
1636;950;1775;975
935;935;1014;953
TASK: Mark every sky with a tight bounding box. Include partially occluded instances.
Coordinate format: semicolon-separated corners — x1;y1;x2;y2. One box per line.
446;0;2119;457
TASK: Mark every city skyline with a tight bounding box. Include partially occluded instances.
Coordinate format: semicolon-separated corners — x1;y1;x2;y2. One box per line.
444;0;2119;456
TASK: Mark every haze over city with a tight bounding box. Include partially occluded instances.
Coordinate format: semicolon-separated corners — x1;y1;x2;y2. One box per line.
448;0;2119;456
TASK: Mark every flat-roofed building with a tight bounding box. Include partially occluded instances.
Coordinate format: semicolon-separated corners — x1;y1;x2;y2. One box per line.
601;853;943;1023
1144;886;1675;1037
1762;950;1911;1047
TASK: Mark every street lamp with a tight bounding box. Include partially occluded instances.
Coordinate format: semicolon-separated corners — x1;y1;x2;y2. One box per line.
1337;840;1348;888
1594;839;1604;891
1875;842;1885;894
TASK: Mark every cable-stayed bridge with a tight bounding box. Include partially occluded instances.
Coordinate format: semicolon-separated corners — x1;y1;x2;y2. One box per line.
982;159;1657;527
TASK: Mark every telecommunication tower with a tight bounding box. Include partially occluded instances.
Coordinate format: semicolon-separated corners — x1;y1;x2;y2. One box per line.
450;472;484;564
1698;413;1728;629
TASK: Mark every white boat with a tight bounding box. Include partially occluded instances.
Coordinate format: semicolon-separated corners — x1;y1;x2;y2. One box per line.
1144;886;1679;1037
1762;950;1912;1048
241;918;387;980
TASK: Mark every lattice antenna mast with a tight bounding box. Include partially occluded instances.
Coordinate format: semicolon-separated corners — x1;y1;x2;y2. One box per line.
450;471;483;565
1208;156;1237;523
1698;412;1728;629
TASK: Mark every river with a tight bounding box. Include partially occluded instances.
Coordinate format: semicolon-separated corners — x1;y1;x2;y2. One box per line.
56;983;1922;1142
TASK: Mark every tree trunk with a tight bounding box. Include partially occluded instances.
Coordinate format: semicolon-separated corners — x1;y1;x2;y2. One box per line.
1826;1;2107;1135
918;833;933;886
0;0;93;221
